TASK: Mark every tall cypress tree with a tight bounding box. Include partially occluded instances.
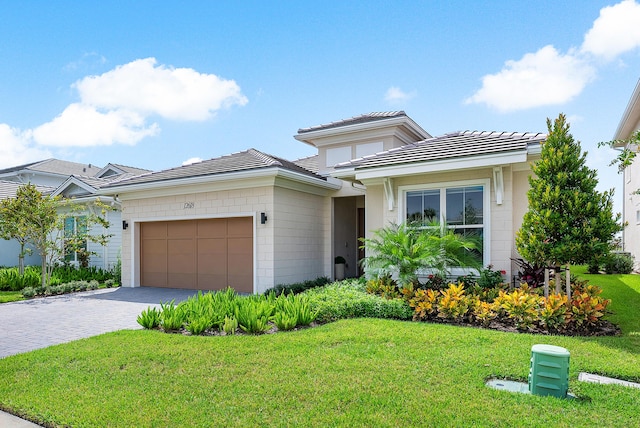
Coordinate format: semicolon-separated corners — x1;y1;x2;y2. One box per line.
516;114;622;283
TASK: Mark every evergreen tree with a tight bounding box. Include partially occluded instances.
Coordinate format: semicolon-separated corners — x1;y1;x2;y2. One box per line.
516;114;622;275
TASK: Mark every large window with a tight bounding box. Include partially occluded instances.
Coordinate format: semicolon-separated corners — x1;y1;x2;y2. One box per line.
64;216;88;265
402;182;488;265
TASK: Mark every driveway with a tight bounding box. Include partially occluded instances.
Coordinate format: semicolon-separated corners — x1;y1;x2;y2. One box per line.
0;287;201;359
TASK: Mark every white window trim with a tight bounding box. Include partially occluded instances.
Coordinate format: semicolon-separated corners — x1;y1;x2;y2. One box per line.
398;178;491;270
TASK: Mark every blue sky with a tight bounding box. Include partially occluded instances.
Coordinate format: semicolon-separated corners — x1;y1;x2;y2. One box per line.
1;1;639;211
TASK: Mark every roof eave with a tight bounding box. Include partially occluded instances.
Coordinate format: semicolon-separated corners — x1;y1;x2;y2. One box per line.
100;167;339;195
614;78;640;141
350;150;529;181
294;115;431;146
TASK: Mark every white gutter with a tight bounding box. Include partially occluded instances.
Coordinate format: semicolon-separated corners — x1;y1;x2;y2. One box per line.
351;151;527;181
614;78;640;141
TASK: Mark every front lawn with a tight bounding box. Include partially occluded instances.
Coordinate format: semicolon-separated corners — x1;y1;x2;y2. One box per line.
0;291;22;303
0;269;639;427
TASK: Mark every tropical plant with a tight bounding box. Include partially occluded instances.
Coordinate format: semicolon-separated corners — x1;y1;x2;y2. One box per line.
137;307;161;329
360;220;480;288
159;300;185;332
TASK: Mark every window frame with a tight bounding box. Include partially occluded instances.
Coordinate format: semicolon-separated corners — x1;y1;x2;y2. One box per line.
398;179;491;271
63;215;88;264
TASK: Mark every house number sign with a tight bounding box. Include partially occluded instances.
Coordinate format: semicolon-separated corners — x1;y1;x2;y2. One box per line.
184;202;195;209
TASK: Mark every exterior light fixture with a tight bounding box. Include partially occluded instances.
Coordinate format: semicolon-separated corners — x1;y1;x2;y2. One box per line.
260;212;267;224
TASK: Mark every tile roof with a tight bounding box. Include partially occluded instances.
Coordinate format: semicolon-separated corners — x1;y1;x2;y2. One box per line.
335;130;546;169
103;149;326;188
292;155;319;174
0;180;55;200
16;159;102;176
297;111;407;134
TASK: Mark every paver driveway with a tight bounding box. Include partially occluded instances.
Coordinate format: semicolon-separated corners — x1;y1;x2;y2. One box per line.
0;287;200;359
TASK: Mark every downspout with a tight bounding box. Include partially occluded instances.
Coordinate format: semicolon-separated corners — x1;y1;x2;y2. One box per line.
383;178;394;211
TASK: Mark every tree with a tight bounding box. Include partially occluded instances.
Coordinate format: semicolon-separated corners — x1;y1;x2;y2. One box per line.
361;220;481;288
516;114;622;295
598;129;640;176
0;184;113;287
0;189;37;274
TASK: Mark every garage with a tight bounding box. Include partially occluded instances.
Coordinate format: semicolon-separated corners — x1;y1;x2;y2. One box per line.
140;217;253;293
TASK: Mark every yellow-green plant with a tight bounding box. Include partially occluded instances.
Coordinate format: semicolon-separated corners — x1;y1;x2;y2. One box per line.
437;283;471;321
538;293;569;330
407;288;437;320
221;315;238;335
472;298;497;327
495;287;541;329
137;307;161;329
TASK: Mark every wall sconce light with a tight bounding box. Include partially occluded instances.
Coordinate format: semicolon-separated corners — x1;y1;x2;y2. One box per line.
260;212;268;224
122;220;129;230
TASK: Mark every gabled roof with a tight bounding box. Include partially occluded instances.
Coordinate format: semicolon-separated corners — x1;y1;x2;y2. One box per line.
0;180;55;200
335;130;546;170
103;149;327;189
51;175;112;197
95;163;152;179
298;111;409;134
0;159;102;178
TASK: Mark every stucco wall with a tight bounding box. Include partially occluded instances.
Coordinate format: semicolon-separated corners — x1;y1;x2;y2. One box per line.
272;186;330;286
119;185;274;291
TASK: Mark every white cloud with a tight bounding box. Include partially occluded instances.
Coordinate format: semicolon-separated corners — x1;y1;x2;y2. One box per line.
75;58;248;121
384;86;416;104
581;0;640;61
182;157;202;166
0;124;51;168
464;45;595;112
32;103;159;147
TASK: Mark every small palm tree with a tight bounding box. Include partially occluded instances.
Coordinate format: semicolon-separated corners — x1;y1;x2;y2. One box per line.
361;220;480;288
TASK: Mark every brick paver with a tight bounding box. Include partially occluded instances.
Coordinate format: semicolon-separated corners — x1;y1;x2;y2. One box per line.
0;287;200;358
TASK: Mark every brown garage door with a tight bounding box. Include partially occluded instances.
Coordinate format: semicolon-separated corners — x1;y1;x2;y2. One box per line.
140;217;253;293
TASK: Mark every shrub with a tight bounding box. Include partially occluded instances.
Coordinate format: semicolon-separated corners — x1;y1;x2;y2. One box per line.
137;307;161;329
477;265;507;289
603;252;635;274
221;315;238;335
263;276;331;296
494;287;541;330
160;300;186;332
21;287;35;298
570;293;610;328
472;299;497;327
538;293;569;331
437;283;471;321
304;280;412;323
406;288;438;320
365;276;400;299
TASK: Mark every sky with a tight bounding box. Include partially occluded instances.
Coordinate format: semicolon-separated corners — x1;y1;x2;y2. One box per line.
1;0;640;212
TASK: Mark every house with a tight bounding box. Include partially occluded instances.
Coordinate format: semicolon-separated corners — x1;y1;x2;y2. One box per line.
613;78;640;269
102;111;545;293
0;159;150;269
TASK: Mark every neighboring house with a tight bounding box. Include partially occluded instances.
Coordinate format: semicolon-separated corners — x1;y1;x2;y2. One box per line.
613;78;640;269
0;159;150;269
102;111;546;293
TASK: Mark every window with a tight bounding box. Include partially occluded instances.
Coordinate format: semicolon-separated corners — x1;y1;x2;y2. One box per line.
401;181;489;266
64;216;88;265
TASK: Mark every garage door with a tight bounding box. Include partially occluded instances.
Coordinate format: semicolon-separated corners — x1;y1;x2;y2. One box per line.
140;217;253;293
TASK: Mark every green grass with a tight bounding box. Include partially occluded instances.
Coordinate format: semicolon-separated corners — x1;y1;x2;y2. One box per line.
0;269;639;427
0;291;23;303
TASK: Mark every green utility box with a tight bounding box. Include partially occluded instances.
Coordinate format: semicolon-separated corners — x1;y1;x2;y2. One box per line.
528;344;570;398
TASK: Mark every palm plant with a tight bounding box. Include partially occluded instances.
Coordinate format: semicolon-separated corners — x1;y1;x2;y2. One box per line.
360;220;480;288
